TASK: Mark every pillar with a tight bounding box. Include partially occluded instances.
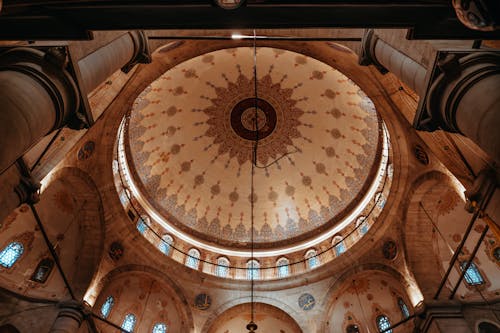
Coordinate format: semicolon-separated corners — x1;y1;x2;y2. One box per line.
78;30;150;94
0;31;150;175
0;47;80;174
50;301;85;333
359;29;427;95
359;29;500;164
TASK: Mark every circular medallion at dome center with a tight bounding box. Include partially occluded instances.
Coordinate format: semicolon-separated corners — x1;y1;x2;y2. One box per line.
231;98;277;140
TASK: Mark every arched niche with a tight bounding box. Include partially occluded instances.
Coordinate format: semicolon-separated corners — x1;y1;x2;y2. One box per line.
204;302;302;333
93;268;192;333
404;171;500;301
0;167;104;300
323;268;414;333
0;324;20;333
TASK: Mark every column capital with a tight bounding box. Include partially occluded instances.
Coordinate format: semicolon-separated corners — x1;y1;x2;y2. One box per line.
358;29;388;74
0;47;81;131
121;30;151;73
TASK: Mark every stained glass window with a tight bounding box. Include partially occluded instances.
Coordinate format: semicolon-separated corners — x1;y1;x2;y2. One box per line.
306;249;319;269
346;324;360;333
333;237;346;256
277;257;290;278
185;248;200;269
152;323;167;333
356;216;368;235
247;260;260;280
159;235;173;255
216;257;229;278
375;192;386;208
100;296;114;319
398;297;410;319
121;314;136;332
137;216;148;235
460;261;484;285
376;315;392;333
0;242;24;268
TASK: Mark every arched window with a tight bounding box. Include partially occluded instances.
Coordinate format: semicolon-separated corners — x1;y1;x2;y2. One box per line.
137;216;149;234
333;236;346;256
152;323;168;333
478;321;500;333
356;216;368;235
185;248;200;269
0;242;24;268
376;315;392;333
120;188;131;205
121;314;137;332
397;297;410;319
375;192;386;208
305;249;319;269
346;324;360;333
493;247;500;262
159;235;173;255
100;296;114;319
460;261;484;285
215;257;230;278
247;260;260;280
276;257;290;278
31;258;54;283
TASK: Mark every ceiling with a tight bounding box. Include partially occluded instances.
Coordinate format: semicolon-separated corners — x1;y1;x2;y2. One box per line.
124;47;381;248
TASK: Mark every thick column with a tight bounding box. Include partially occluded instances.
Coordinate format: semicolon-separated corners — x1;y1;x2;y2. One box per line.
0;47;80;174
359;29;500;164
50;301;85;333
359;29;427;95
427;52;500;163
0;31;150;175
78;30;150;94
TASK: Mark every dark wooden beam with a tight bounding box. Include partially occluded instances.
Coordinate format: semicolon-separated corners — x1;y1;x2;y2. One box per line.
0;1;499;40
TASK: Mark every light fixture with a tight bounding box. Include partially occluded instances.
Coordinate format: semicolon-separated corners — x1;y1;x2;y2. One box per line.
215;0;245;10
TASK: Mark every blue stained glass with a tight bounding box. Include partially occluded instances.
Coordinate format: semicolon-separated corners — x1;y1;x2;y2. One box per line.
159;235;173;255
335;242;346;256
121;314;136;332
216;258;229;277
247;261;260;280
137;218;147;234
360;222;369;235
398;298;410;319
308;256;319;269
186;249;200;269
376;315;392;333
100;296;114;319
277;259;289;278
0;242;24;268
152;323;167;333
460;261;484;285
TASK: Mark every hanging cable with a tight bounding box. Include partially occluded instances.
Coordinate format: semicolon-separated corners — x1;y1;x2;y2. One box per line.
29;203;76;300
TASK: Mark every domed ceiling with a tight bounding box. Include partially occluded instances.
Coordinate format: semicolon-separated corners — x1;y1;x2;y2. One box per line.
126;47;381;248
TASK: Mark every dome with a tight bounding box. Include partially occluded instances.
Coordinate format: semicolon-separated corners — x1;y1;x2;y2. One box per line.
116;46;388;263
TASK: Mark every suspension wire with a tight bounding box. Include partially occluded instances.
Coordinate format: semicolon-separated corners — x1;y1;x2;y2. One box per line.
29;203;76;300
91;312;132;333
29;127;63;172
250;27;258;326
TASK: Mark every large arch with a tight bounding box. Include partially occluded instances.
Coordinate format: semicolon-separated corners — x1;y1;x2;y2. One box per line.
202;300;303;333
321;265;415;333
92;264;194;333
0;167;104;301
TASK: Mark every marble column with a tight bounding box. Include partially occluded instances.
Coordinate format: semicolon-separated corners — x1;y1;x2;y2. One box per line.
78;30;150;94
0;47;80;174
50;301;85;333
359;29;500;163
0;31;150;175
